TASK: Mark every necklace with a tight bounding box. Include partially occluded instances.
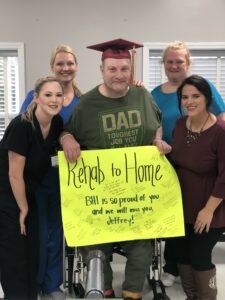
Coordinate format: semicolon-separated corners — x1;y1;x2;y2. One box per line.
186;114;210;146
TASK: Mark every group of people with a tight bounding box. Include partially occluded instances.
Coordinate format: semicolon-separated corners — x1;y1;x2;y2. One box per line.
0;38;225;300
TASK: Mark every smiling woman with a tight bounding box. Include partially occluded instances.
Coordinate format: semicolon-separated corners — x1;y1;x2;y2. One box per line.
50;45;81;109
177;75;216;136
19;45;82;300
0;76;64;299
177;75;217;143
169;74;225;299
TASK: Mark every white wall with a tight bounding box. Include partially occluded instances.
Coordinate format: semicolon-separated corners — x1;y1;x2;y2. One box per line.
0;0;225;102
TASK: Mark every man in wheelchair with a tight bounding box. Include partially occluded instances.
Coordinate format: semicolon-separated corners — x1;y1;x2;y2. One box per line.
60;38;171;299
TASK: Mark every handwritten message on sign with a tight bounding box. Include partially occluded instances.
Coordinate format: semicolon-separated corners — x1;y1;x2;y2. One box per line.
58;146;184;247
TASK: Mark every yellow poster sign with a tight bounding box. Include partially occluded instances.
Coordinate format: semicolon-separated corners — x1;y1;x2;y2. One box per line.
58;146;184;247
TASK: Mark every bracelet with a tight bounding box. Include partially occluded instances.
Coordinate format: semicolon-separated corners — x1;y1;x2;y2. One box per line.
60;133;73;145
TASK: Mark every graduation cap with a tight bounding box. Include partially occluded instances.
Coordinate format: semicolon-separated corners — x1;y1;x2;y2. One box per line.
87;38;143;82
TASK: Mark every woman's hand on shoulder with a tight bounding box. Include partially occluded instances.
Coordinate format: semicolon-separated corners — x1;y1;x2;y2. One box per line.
132;80;145;87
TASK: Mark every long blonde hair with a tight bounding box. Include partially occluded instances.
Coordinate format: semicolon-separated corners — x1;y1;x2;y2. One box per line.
50;44;82;97
162;40;191;66
21;76;64;127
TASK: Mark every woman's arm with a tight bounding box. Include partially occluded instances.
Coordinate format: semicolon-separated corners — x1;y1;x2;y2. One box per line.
195;125;225;233
8;151;28;235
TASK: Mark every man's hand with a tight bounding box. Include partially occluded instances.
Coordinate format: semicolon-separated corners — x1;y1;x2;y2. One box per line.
153;139;172;155
61;133;81;163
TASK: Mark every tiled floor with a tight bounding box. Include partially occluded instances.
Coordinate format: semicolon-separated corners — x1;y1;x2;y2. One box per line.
0;241;224;299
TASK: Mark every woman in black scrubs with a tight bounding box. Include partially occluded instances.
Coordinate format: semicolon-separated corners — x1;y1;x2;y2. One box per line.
0;76;64;300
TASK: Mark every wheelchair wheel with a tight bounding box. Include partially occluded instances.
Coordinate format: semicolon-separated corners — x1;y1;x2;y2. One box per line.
73;282;85;298
153;293;171;300
149;277;171;300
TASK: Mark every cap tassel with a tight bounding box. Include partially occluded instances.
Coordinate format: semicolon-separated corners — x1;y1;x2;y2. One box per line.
130;46;136;84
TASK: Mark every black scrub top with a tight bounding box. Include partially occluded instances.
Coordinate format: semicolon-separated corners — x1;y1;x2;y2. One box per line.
0;111;63;205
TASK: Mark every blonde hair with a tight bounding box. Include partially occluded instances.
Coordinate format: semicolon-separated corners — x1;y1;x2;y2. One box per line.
162;41;191;66
21;76;64;127
50;44;82;97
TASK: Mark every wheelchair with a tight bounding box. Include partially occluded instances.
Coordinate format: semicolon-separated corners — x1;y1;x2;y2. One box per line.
63;239;171;299
63;241;85;298
147;239;170;300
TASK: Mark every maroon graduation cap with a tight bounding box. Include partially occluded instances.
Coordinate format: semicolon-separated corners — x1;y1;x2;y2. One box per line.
87;38;143;82
87;38;143;60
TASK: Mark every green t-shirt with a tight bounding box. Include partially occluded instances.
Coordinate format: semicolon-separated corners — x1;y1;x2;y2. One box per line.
66;85;161;149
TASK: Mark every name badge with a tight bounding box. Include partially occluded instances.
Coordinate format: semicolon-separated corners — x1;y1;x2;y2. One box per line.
51;155;58;167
